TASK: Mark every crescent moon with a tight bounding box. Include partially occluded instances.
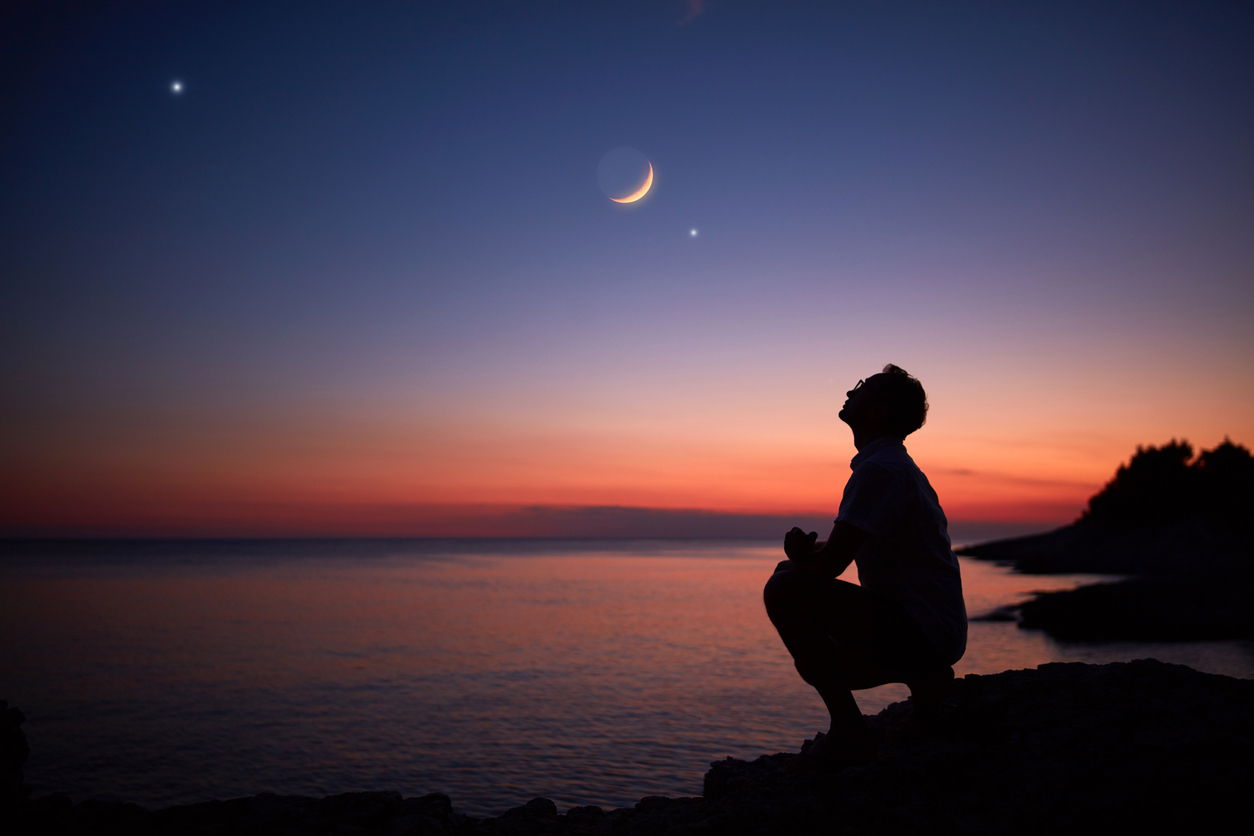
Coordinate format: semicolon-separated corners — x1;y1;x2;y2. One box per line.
609;161;653;203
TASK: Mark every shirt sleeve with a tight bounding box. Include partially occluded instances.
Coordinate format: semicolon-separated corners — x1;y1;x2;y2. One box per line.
835;462;902;541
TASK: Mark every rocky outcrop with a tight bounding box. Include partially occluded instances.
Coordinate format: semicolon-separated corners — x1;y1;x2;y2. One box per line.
10;660;1254;835
955;517;1248;575
959;527;1254;640
1015;566;1254;640
957;439;1254;640
697;659;1254;834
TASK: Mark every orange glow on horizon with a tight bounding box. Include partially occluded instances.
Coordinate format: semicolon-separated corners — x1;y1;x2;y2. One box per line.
3;361;1250;537
0;426;1121;536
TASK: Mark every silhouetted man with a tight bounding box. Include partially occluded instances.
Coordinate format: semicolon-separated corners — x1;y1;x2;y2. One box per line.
764;364;966;769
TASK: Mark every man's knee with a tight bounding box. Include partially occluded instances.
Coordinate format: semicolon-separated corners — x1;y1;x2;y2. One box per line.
763;563;807;614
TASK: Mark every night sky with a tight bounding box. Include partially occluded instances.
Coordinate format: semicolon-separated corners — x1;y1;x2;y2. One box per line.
3;1;1252;536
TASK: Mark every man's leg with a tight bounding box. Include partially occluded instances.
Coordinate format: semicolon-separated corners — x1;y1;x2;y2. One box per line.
762;564;893;758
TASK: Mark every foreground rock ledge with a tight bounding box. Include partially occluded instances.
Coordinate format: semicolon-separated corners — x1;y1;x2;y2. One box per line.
10;660;1253;835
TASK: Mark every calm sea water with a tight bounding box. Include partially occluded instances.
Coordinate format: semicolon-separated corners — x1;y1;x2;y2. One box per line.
2;538;1252;816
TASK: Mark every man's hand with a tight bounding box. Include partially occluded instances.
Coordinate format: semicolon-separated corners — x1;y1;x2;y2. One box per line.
783;527;819;561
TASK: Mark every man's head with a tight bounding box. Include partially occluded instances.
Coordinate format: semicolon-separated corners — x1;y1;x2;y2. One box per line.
838;364;928;440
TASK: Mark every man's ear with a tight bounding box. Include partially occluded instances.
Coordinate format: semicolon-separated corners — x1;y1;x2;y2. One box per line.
868;399;892;427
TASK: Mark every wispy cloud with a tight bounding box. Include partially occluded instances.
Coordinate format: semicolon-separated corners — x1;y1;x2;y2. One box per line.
678;0;706;25
940;469;1098;491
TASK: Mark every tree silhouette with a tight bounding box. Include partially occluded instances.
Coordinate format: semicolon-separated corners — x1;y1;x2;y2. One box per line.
1083;439;1253;532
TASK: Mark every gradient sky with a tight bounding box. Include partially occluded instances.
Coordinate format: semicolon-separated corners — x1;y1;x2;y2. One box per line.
3;1;1252;537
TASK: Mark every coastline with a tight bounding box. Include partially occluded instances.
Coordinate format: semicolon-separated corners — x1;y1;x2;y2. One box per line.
958;521;1254;641
9;659;1252;835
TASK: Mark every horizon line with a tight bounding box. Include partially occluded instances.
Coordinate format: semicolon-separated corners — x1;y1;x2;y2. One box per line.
0;506;1064;544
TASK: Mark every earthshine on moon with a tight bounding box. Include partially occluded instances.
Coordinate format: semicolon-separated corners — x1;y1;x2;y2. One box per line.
597;148;653;204
609;161;653;203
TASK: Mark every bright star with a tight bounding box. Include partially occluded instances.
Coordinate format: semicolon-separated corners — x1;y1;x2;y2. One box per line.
171;81;183;94
689;229;698;237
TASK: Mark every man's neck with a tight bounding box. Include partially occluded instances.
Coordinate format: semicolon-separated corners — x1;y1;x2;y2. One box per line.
852;429;899;451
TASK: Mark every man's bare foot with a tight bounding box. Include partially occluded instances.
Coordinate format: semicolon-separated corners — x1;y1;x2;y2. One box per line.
906;665;955;718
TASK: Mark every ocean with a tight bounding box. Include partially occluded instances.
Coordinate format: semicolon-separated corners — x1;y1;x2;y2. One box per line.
2;538;1252;816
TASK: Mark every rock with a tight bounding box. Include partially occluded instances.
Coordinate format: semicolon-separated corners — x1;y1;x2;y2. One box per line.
562;805;603;821
386;793;457;836
693;660;1254;834
1017;567;1254;640
956;518;1247;575
318;791;406;829
385;811;451;836
64;799;153;835
1;700;30;811
501;797;557;819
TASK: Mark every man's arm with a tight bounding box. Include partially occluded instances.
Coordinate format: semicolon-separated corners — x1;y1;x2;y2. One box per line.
784;521;867;578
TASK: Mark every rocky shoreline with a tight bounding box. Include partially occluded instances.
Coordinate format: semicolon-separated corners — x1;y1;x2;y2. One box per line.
8;659;1253;835
1015;565;1254;641
958;525;1254;641
957;439;1254;642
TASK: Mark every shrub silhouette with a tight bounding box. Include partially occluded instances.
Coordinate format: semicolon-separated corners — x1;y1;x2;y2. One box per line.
1083;439;1253;532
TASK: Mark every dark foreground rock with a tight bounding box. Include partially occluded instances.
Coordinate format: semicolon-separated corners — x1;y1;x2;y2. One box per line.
8;660;1254;835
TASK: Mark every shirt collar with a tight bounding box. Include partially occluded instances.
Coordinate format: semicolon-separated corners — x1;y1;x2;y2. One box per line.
850;435;905;470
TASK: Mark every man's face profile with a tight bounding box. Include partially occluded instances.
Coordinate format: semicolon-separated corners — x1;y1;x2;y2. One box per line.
839;376;880;428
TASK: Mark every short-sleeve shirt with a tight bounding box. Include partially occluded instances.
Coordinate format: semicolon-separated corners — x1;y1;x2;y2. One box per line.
835;436;967;664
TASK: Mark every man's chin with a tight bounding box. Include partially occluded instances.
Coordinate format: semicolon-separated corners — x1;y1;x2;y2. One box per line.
838;409;851;424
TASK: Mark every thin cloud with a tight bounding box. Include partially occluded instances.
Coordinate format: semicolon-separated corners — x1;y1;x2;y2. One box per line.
678;0;705;25
940;469;1098;490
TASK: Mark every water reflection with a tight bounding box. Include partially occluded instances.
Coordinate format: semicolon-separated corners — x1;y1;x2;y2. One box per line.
1;540;1251;816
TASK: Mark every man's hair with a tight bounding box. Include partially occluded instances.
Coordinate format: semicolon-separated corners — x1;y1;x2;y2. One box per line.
871;364;928;437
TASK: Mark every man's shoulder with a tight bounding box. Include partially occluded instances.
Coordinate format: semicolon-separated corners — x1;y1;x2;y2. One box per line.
849;445;927;495
847;457;908;495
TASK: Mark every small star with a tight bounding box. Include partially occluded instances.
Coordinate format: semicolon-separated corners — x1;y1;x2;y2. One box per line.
689;228;698;237
171;81;183;94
